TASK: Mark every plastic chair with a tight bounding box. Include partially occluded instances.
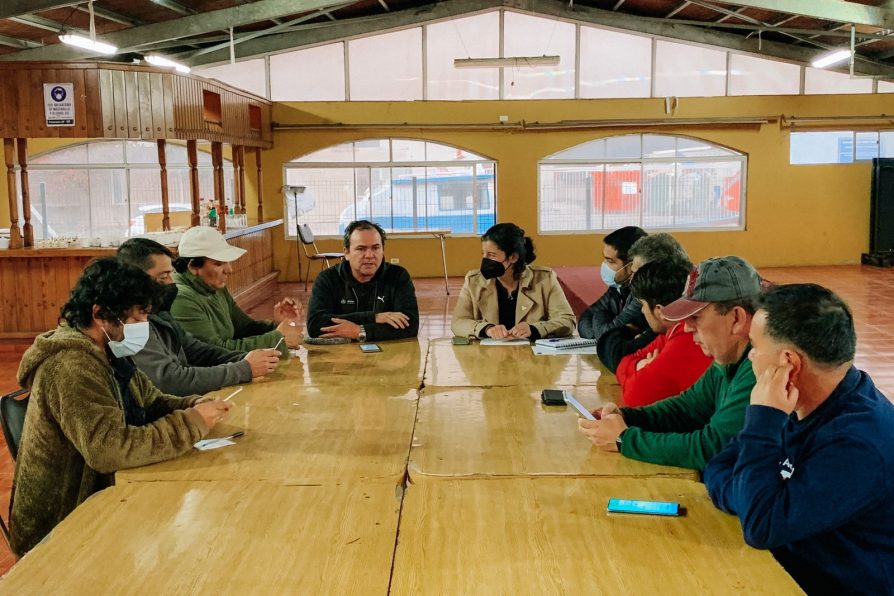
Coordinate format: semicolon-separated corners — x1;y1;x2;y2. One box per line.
297;224;343;291
0;387;29;548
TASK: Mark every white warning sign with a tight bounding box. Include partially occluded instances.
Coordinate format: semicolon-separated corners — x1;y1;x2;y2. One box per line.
44;83;75;127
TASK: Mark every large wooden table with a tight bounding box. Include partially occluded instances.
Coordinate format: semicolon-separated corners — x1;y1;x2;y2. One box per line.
391;477;801;594
2;336;802;593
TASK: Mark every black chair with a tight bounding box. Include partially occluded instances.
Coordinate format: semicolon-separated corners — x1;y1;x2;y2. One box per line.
297;224;343;291
0;387;28;548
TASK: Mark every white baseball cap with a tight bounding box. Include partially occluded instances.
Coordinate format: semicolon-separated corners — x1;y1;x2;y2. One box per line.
177;226;246;262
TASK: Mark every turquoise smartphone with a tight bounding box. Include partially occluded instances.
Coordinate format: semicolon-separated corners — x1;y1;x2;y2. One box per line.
452;336;471;345
606;499;682;517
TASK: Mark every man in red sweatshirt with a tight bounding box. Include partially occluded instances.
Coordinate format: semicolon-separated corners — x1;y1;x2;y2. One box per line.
615;259;713;407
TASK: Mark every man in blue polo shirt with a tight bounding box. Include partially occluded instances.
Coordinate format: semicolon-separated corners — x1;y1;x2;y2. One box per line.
703;283;894;594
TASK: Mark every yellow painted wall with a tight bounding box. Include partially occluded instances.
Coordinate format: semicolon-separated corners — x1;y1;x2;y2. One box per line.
264;93;883;280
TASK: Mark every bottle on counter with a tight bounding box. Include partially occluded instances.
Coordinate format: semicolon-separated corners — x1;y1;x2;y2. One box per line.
208;207;218;228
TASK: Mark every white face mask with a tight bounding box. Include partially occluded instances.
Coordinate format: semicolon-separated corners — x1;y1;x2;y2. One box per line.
103;320;150;358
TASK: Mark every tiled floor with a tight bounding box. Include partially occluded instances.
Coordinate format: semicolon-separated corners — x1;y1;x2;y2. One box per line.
0;265;892;574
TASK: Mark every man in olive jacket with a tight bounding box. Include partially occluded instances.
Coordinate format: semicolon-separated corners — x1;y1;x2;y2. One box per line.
579;256;764;471
10;258;231;556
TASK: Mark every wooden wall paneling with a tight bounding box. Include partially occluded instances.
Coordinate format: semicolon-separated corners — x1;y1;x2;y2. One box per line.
12;258;34;332
162;73;175;137
137;72;153;139
70;68;88;138
0;255;14;332
171;75;183;135
4;138;22;248
187;139;200;226
149;73;165;138
17;138;32;247
46;257;70;331
110;69;127;137
192;79;203;133
98;69;115;138
124;70;141;139
83;68;101;137
211;141;225;232
0;75;9;140
16;70;32;138
31;69;49;138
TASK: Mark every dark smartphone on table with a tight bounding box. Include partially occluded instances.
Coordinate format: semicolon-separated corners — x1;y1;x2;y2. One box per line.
452;336;471;345
540;389;566;406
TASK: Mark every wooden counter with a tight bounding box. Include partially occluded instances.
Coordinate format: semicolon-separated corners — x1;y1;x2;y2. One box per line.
391;477;802;595
408;386;695;480
1;480;400;595
0;220;282;338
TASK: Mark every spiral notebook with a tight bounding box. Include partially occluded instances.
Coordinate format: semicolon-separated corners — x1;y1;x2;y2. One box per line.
534;337;599;350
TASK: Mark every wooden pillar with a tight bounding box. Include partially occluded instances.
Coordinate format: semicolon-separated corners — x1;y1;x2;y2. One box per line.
232;144;242;217
186;140;200;227
255;146;264;223
16;138;33;247
236;145;246;215
211;141;226;233
157;139;170;231
4;139;23;249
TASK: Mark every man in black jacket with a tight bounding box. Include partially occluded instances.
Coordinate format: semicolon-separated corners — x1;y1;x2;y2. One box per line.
306;220;419;342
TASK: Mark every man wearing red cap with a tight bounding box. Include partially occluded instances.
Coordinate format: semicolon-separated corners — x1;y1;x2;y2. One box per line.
579;255;764;470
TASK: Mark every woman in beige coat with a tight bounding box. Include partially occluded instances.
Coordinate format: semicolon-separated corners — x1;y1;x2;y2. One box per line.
451;223;576;340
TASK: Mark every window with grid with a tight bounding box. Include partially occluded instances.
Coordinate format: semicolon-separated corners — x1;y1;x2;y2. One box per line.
539;134;746;233
284;139;497;237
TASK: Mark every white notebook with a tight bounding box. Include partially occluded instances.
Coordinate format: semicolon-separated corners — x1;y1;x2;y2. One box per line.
534;337;599;350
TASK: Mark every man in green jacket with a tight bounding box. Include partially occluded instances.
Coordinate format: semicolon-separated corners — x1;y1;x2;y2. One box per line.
578;256;764;471
10;258;233;556
170;226;301;355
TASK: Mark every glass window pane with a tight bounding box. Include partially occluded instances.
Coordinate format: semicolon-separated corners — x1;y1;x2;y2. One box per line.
539;164;604;231
270;43;345;101
729;53;800;96
655;40;727;97
354;139;390;163
392;139;426;162
426;142;484;162
579;26;651;98
676;137;736;157
26;170;90;238
194;58;267;98
855;131;880;161
503;12;576;100
643;162;675;228
605;135;642;160
284;167;355;236
426;13;500;100
32;144;87;165
293;142;355;163
545;139;605;161
88;141;124;164
602;163;641;229
804;68;873;94
89;169;129;238
879;80;894;93
880;132;894;157
129;168;163;234
642;135;676;159
349;29;422;101
166;142;189;165
125;141;158;164
674;161;742;229
790;131;854;164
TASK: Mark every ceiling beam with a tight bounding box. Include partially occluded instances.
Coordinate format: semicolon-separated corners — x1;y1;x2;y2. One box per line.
0;34;43;49
0;2;78;20
697;0;894;30
149;0;197;16
80;5;145;27
0;0;360;61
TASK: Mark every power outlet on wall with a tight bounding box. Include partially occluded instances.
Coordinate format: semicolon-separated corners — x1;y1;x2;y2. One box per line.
390;258;400;264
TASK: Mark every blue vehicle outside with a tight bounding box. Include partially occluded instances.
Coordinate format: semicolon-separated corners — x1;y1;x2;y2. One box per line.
338;173;495;234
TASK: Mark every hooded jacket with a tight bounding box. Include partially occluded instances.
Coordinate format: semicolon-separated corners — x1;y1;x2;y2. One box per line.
171;270;287;356
306;260;419;341
10;325;208;556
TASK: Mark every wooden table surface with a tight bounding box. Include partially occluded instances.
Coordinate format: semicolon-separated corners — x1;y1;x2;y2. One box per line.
390;477;803;595
424;338;613;388
117;384;418;484
287;338;426;387
1;480;401;595
409;386;696;480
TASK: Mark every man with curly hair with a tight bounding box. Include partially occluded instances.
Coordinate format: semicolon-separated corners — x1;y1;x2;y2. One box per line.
9;258;233;556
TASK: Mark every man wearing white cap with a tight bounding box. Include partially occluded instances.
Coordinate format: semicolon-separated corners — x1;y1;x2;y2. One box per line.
170;227;301;355
578;255;763;471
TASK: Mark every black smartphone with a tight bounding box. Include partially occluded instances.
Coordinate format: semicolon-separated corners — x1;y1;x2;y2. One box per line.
360;343;382;353
540;389;566;406
452;336;471;346
606;499;683;517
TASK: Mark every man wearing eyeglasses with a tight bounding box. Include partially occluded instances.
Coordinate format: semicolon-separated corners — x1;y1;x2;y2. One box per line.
306;220;419;341
118;238;280;396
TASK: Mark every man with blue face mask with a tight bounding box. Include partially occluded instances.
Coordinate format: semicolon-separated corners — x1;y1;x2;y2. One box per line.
9;257;233;557
578;227;654;372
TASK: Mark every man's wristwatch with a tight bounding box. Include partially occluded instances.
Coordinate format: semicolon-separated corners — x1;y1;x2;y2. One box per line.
615;429;627;452
357;325;367;343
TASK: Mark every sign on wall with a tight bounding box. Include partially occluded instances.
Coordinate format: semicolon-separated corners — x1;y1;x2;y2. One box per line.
43;83;75;127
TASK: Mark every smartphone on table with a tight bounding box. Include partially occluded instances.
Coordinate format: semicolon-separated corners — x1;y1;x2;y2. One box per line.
360;343;382;353
540;389;566;406
606;498;683;517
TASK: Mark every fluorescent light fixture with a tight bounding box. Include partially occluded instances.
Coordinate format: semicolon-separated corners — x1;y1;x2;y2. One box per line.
145;54;191;73
811;49;851;69
58;34;118;55
454;55;560;69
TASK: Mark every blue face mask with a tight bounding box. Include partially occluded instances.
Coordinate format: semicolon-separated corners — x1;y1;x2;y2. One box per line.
104;320;150;358
600;262;620;289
